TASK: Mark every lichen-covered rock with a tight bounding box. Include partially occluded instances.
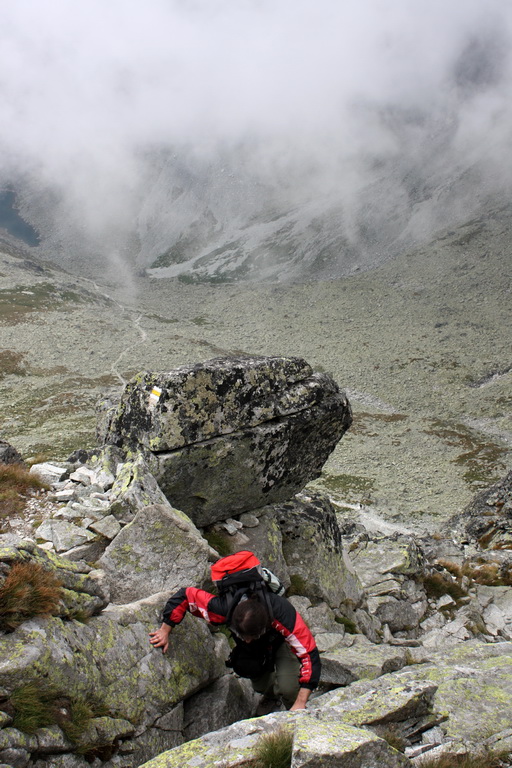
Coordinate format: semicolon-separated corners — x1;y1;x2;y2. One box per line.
318;679;438;725
106;356;322;450
0;591;226;752
98;503;211;603
109;455;172;522
102;356;352;525
320;640;408;685
277;491;364;609
292;717;411;768
317;639;512;756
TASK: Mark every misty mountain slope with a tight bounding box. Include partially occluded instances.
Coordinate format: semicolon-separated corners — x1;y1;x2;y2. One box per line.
135;109;506;284
1;195;510;529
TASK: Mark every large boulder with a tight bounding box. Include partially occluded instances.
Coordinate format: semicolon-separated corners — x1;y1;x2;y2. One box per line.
101;355;352;526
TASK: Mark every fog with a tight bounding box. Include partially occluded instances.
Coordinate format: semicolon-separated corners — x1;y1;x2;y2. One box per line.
1;0;512;275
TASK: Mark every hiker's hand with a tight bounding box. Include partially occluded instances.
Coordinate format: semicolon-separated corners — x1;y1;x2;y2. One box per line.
290;689;310;711
149;624;172;653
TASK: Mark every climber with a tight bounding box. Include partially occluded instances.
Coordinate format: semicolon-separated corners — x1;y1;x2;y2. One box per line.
149;585;321;712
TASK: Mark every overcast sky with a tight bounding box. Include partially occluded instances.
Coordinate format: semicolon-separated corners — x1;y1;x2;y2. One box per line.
1;0;512;260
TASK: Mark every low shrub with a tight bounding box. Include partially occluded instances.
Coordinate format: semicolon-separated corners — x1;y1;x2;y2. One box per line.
0;561;63;631
0;463;49;517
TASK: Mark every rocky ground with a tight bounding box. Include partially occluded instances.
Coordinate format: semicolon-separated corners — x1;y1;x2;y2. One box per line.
0;199;511;531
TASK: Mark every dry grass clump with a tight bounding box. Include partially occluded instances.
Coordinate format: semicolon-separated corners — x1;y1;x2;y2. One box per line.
10;682;61;732
422;569;467;602
0;349;26;378
0;561;63;631
419;750;510;768
0;462;49;517
462;561;512;587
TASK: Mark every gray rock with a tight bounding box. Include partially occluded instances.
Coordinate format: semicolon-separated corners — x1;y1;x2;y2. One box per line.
109;456;172;521
29;462;68;485
0;748;30;768
0;440;25;466
233;505;290;590
36;520;96;552
183;675;258;741
238;513;260;528
349;534;424;590
366;596;420;633
278;490;364;609
98;503;210;603
320;641;408;685
292;718;411;768
444;470;512;549
89;515;122;540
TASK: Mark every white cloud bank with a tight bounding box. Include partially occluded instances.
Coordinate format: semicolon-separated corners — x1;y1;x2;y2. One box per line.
1;0;512;270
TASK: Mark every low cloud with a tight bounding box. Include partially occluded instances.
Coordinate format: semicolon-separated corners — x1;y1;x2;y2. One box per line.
1;0;511;272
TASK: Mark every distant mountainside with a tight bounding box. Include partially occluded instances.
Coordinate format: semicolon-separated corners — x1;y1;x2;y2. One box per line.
6;98;510;285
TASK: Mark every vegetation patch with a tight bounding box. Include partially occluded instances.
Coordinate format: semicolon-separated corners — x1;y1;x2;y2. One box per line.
287;574;308;597
423;419;507;488
421;568;467;602
236;726;293;768
462;560;512;587
0;462;49;518
0;349;26;378
419;750;510;768
317;471;375;504
7;682;109;746
351;412;408;436
0;283;94;325
335;615;357;633
0;561;63;631
203;528;232;557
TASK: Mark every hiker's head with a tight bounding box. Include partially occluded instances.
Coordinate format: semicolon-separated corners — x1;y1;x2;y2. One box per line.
230;595;270;643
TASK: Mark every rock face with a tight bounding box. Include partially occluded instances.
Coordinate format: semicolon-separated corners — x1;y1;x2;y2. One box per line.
139;641;512;768
103;355;352;526
444;470;512;549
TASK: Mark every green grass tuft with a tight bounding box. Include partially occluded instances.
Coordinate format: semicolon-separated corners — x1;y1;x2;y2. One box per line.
11;683;61;733
252;726;293;768
10;683;110;745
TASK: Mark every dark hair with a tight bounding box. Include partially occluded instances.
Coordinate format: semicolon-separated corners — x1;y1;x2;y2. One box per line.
230;595;270;639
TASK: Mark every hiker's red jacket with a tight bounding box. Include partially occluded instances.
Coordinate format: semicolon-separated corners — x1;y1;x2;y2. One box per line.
162;587;321;690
